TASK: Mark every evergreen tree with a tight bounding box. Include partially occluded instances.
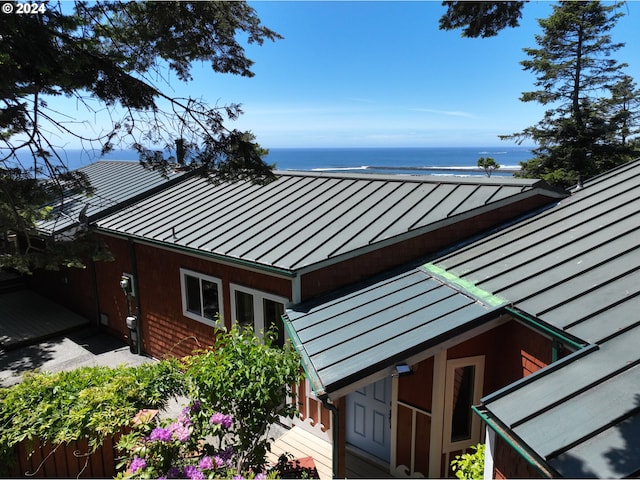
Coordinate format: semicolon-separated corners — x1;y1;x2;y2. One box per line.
500;1;639;188
1;1;280;272
439;1;525;38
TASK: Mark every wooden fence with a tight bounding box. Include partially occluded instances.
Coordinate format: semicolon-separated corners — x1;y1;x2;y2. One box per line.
5;409;157;479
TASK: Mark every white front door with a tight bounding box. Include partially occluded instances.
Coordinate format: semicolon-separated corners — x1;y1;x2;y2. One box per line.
346;377;392;462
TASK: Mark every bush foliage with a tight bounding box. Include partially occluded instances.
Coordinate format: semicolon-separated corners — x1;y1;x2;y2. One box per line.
0;360;184;473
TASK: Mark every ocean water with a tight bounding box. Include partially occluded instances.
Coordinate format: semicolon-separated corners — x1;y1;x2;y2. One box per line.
264;147;531;176
23;146;534;177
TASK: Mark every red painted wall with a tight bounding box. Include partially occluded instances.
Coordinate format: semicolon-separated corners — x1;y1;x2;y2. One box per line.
92;236;293;359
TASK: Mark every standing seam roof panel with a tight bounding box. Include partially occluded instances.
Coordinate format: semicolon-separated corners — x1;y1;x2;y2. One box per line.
438;184;640;280
435;168;640;274
223;178;362;260
242;179;372;263
198;177;333;253
301;283;451;351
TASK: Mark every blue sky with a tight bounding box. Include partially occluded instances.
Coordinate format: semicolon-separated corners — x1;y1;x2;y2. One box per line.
59;1;640;149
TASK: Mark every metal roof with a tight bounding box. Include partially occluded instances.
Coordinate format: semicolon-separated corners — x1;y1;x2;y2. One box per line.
37;161;190;235
96;170;563;272
429;159;640;478
284;265;506;397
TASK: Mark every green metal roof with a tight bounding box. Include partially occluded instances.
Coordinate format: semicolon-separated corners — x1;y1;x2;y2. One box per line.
38;161;191;236
430;159;640;478
284;159;640;477
284;264;506;398
96;170;564;272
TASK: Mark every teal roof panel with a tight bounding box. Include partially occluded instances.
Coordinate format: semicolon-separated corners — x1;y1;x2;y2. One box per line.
430;159;640;478
38;161;190;236
285;266;505;397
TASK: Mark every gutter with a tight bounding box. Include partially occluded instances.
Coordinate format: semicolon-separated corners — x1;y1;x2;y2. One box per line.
473;405;556;478
505;306;586;351
97;229;297;279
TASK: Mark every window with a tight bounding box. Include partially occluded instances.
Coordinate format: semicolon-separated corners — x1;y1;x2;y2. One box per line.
180;268;223;327
443;356;485;452
230;284;288;347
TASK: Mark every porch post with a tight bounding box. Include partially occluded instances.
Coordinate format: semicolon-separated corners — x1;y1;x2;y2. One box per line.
336;396;347;478
428;349;447;477
483;427;496;480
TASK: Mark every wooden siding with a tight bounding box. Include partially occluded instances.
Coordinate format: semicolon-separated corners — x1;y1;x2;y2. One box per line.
494;435;542;479
8;435;122;479
92;238;294;359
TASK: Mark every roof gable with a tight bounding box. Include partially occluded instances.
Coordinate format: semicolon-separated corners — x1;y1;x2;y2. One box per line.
284;264;506;397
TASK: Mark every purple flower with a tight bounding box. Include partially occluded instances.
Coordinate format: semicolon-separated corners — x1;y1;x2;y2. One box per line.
166;467;182;478
255;473;267;480
130;456;146;473
190;400;201;413
184;465;205;480
232;475;245;480
199;456;214;470
149;427;173;442
220;446;234;462
168;422;191;442
213;456;224;468
178;410;192;426
210;412;233;429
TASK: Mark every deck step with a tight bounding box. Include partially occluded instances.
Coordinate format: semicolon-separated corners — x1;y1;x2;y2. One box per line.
0;271;27;293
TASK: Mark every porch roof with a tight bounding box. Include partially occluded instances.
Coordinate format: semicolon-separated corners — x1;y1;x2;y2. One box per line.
283;263;506;398
96;170;564;273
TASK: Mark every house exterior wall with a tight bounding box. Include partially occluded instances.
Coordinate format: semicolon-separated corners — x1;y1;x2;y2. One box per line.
493;435;542;479
390;317;553;477
300;195;558;300
100;238;294;359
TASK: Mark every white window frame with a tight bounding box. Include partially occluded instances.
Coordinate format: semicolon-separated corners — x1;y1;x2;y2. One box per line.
230;283;288;340
180;268;224;328
442;355;485;453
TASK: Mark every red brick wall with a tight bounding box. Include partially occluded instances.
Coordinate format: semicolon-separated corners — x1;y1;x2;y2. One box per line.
300;195;558;300
92;237;293;359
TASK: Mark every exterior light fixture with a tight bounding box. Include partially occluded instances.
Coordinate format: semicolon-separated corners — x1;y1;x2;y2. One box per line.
392;364;412;377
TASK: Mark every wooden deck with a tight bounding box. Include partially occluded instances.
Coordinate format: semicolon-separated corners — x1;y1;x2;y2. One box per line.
267;426;393;479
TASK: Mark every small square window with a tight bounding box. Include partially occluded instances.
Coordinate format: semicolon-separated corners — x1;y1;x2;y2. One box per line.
180;268;223;328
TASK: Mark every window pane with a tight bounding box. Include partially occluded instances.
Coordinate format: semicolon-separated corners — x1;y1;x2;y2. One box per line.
264;299;285;347
451;365;475;442
201;279;220;320
185;275;201;315
235;291;254;327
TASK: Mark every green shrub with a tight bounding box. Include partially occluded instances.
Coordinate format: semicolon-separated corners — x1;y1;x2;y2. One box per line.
451;443;485;480
0;360;184;472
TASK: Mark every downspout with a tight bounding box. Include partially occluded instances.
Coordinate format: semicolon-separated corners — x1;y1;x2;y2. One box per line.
321;396;340;479
472;405;555;478
91;258;101;329
128;238;142;355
